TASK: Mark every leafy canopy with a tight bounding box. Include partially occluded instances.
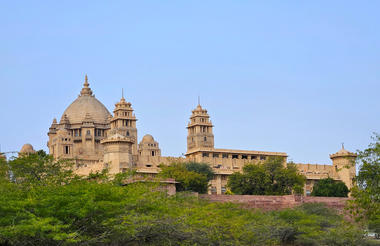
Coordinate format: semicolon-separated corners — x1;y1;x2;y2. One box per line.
227;157;306;195
8;150;77;185
347;133;380;237
311;178;349;197
158;162;214;193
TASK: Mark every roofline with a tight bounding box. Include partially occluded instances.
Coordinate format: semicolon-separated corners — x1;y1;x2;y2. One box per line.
185;148;288;157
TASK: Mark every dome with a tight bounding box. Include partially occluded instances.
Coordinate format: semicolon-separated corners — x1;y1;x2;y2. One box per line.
20;144;35;154
330;145;357;159
336;148;351;155
142;134;155;143
61;76;111;125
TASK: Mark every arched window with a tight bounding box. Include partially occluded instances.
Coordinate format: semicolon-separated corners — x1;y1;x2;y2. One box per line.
126;131;130;136
204;137;207;142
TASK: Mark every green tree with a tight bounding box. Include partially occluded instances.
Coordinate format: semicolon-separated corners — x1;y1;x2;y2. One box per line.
158;162;211;193
311;178;349;197
8;150;78;185
227;157;306;195
348;134;380;237
184;162;214;181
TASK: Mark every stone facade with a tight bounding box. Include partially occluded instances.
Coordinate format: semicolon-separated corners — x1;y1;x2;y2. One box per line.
43;76;356;195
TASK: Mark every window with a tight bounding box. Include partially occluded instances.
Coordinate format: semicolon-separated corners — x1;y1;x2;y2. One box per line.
204;137;207;142
152;151;155;156
86;130;90;135
260;156;266;160
242;155;248;159
126;131;130;136
251;155;257;160
64;146;70;154
213;153;219;158
213;164;222;168
95;129;101;136
146;164;152;168
232;154;239;159
222;154;228;158
211;187;217;194
202;153;209;157
221;187;226;194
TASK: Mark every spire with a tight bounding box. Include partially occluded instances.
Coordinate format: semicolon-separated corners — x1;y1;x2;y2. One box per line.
122;88;124;100
341;142;345;150
198;96;200;106
84;74;89;87
80;74;93;96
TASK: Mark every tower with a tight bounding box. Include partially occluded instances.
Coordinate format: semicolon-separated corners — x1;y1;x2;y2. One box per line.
187;104;214;152
101;133;134;174
101;95;137;174
330;145;357;190
108;94;138;157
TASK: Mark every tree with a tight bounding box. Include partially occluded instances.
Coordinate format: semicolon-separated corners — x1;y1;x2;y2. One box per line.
311;178;349;197
158;162;213;193
7;150;77;185
348;133;380;237
227;157;306;195
185;162;214;181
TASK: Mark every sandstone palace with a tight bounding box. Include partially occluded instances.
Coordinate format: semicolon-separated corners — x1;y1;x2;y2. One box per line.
21;76;357;195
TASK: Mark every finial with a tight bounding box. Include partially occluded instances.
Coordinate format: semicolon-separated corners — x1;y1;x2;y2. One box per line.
84;74;89;87
341;142;345;149
122;88;124;99
80;74;93;96
198;96;200;106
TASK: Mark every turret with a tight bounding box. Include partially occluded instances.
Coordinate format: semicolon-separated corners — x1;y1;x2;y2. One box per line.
108;92;138;156
330;144;357;190
101;92;138;173
186;104;214;152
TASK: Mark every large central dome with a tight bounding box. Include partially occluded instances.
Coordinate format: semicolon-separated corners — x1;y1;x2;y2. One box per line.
61;75;111;125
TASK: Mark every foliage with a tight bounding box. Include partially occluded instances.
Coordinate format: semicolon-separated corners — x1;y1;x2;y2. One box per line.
311;178;349;197
348;133;380;238
227;157;306;195
158;162;214;193
7;150;78;185
0;151;371;245
184;161;214;181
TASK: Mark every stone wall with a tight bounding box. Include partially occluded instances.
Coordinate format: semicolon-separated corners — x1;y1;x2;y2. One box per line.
200;194;350;211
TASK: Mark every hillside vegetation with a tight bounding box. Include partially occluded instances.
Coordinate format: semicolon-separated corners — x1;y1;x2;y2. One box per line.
0;152;374;246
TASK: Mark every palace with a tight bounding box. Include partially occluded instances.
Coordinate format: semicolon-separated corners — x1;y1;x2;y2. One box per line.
31;76;355;195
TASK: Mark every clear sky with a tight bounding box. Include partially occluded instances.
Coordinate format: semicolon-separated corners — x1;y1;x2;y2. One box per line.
1;1;379;164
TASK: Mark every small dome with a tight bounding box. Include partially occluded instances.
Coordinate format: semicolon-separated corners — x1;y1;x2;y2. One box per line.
142;134;155;143
20;144;35;154
61;76;111;124
336;148;351;155
330;145;357;159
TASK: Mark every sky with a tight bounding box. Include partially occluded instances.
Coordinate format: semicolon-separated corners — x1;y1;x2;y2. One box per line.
0;1;379;164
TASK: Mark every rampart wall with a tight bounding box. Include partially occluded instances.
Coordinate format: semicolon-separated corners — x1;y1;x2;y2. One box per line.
199;194;350;211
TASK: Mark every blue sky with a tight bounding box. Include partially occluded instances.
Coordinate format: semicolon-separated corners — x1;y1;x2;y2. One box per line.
1;1;379;164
